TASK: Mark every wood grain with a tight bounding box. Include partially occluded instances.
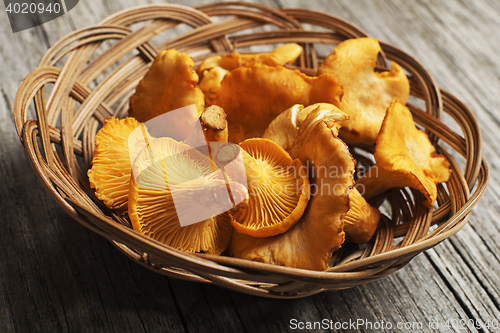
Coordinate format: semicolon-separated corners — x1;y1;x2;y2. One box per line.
0;0;499;332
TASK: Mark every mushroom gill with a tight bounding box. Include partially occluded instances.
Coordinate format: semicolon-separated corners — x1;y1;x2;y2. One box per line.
198;43;303;75
88;117;153;211
129;137;246;254
229;138;310;238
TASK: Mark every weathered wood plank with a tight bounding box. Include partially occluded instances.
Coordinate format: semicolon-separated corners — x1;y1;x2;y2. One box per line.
224;255;482;333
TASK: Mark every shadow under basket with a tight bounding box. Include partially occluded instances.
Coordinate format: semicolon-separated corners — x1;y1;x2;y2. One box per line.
13;2;488;298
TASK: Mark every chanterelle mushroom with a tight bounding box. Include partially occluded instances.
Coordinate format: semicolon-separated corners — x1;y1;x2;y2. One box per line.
229;116;355;271
129;137;248;254
198;43;303;75
263;103;380;244
228;138;310;238
88;117;153;211
263;103;348;151
129;49;205;123
344;187;380;244
198;105;247;211
317;37;410;146
207;64;343;143
355;100;451;208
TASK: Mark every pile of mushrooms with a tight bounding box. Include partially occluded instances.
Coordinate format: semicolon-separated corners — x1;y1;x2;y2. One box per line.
87;37;451;271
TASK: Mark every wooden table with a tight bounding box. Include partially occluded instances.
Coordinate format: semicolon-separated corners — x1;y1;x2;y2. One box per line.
1;0;499;332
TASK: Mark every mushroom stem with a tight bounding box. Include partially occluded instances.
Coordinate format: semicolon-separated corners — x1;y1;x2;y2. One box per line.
344;187;381;244
201;105;228;143
200;105;229;172
213;144;247;188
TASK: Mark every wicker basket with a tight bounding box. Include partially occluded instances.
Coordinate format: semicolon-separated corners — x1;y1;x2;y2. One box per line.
14;2;488;298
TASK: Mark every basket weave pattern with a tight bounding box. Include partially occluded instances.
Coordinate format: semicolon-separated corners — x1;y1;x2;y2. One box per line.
14;2;488;298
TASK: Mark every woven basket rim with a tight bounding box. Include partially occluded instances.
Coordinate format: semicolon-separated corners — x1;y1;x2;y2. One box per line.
13;2;488;298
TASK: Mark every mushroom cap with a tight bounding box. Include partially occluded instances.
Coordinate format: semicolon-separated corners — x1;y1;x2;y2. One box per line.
199;67;229;107
88;117;153;211
317;37;410;145
369;100;451;207
198;43;303;74
229;121;354;271
230;138;310;237
263;103;349;151
199;43;303;102
264;104;380;244
208;64;343;143
129;137;238;254
129;49;205;123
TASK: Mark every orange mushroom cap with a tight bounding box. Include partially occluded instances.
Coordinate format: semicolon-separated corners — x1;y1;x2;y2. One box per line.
198;43;303;74
230;138;310;238
199;44;303;107
207;64;343;143
129;49;205;122
317;37;410;145
263;103;348;151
